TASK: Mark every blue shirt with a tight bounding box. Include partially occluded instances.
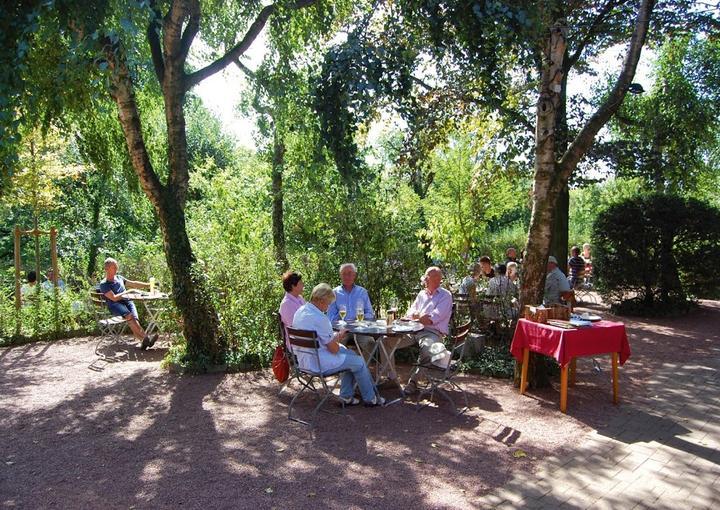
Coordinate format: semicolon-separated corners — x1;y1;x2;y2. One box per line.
99;275;130;305
292;302;346;374
327;284;375;322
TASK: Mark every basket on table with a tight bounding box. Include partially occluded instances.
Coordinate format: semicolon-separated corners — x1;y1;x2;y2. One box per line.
523;304;570;323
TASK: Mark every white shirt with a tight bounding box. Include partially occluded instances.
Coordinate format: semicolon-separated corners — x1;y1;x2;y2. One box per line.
292;302;346;374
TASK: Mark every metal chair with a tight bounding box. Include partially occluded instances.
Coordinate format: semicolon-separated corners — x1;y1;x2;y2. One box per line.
274;312;315;396
574;273;598;304
89;290;127;343
286;327;352;428
411;320;472;415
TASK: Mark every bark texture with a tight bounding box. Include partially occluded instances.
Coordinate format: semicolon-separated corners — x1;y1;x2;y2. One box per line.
271;132;289;271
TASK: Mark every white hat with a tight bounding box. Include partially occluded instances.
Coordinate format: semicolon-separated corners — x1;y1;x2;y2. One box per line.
548;256;558;265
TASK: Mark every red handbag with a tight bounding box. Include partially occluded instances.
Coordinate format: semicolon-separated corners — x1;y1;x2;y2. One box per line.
271;344;289;383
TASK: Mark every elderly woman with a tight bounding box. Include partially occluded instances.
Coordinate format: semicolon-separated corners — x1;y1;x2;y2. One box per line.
99;257;158;350
507;261;519;284
292;283;385;407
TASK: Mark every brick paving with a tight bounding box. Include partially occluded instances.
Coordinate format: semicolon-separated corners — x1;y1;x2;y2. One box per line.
478;300;720;509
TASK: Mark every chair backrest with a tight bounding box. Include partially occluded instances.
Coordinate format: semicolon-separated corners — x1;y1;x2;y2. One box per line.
89;290;108;316
286;327;324;373
274;311;287;346
444;319;472;376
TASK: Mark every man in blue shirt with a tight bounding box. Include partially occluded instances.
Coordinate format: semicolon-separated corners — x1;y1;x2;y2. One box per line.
292;283;384;406
327;263;376;360
99;257;158;350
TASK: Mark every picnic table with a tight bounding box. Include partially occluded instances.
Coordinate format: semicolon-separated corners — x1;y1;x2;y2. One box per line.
510;318;631;413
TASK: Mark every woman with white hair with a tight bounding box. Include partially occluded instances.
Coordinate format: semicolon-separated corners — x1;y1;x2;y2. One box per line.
99;257;158;350
292;283;385;407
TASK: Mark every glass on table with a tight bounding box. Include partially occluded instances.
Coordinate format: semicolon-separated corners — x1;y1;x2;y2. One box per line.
356;304;365;323
338;304;347;324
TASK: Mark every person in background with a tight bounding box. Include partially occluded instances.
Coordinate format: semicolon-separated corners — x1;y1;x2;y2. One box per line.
41;268;66;293
479;256;495;280
582;243;592;262
505;247;519;264
20;270;38;304
487;263;515;298
544;256;571;305
292;283;385;407
459;262;481;299
402;267;454;396
507;261;520;285
99;257;158;350
567;246;586;288
278;271;305;349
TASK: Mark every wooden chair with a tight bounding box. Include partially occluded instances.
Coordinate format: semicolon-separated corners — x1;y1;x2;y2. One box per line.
286;327;352;428
89;290;127;343
411;320;472;415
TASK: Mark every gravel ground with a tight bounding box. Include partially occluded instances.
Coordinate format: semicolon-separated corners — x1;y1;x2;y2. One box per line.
2;299;716;509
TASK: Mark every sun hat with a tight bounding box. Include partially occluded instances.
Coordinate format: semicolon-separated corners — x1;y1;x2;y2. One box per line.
548;256;558;265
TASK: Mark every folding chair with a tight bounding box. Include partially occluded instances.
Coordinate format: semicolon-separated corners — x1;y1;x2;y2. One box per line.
89;290;127;343
411;320;472;415
274;312;313;396
286;327;352;428
574;273;598;304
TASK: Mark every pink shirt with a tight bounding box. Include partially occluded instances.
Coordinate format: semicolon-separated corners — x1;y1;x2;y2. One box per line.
279;292;305;347
408;286;453;336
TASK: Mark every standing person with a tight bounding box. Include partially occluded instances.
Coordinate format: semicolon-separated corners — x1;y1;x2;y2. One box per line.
582;243;592;262
459;263;481;299
401;266;454;396
505;247;519;264
487;263;517;319
507;261;520;284
278;271;305;348
99;257;158;350
544;256;571;305
292;283;384;407
567;246;586;288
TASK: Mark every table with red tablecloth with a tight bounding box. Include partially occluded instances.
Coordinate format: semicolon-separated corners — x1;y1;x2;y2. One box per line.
510;319;631;412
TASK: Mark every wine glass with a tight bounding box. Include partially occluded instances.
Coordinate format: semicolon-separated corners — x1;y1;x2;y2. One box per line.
338;304;347;325
356;304;365;323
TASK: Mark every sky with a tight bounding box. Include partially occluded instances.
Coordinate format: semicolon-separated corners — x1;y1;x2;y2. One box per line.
194;33;656;152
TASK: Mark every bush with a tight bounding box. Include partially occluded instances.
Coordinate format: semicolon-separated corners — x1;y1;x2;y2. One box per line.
593;193;720;315
461;346;515;378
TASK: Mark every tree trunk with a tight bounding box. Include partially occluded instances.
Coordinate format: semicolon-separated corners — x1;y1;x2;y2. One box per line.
271;131;289;271
157;191;223;361
551;184;569;274
86;193;102;280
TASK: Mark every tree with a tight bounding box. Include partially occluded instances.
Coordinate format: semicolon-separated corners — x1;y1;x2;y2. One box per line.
6;0;337;365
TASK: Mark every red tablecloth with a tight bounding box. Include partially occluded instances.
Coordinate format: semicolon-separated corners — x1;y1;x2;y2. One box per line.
510;319;631;367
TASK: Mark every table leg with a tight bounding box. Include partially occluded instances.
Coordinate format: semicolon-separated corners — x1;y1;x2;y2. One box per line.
612;352;619;405
560;364;568;413
520;348;529;395
569;358;577;386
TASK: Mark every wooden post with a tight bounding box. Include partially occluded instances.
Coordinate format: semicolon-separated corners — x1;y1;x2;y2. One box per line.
33;217;41;285
560;364;568;413
14;226;21;311
612;352;619;405
50;228;58;285
520;348;530;394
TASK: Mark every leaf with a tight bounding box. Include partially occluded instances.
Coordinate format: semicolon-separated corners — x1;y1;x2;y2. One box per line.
275;447;286;452
414;458;424;463
430;443;438;448
512;449;527;458
307;492;316;497
264;487;274;494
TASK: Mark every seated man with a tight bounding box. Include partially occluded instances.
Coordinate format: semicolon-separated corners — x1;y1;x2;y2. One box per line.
41;268;66;293
567;246;586;288
326;263;376;358
401;266;454;396
292;283;384;407
544;256;571;305
99;257;158;350
458;263;481;300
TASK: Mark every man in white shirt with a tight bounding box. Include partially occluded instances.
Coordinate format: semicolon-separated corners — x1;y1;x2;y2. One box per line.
544;256;571;305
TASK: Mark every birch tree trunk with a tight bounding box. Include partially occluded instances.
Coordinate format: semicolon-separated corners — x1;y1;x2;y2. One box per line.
271;131;289;271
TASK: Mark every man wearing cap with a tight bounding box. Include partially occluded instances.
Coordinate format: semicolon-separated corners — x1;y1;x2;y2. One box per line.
544;256;571;305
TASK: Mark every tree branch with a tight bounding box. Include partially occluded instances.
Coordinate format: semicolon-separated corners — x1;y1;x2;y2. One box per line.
179;0;200;62
558;0;655;181
184;0;318;91
563;0;621;73
146;0;164;82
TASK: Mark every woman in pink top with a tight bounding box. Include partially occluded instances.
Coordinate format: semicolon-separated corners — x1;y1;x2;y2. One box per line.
279;271;305;348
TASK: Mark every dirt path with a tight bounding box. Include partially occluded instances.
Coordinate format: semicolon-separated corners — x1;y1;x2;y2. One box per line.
1;300;717;509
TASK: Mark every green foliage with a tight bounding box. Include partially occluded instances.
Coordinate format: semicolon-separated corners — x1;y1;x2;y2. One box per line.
593;193;720;315
0;285;94;345
461;346;515;379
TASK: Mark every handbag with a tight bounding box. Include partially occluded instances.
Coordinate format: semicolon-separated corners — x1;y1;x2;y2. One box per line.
271;344;290;383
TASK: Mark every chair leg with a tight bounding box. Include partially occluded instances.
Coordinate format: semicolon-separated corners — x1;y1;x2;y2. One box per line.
288;376;313;426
